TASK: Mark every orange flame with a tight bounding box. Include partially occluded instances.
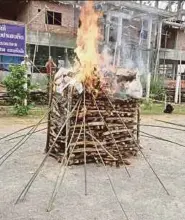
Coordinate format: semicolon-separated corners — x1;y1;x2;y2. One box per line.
74;1;101;89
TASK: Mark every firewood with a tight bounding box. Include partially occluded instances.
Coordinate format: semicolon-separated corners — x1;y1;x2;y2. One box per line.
46;89;140;167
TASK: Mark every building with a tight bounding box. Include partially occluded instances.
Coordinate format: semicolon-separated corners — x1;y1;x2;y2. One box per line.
160;20;185;77
0;0;80;72
1;0;185;102
94;1;175;99
95;1;185;102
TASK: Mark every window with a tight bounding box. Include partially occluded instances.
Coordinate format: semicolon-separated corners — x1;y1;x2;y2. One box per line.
46;11;62;26
109;16;118;42
111;16;118;23
139;29;148;40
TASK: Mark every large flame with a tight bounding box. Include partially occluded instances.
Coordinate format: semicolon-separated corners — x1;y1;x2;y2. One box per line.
74;1;102;90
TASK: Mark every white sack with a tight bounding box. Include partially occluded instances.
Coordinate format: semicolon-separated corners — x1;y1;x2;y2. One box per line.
125;74;143;99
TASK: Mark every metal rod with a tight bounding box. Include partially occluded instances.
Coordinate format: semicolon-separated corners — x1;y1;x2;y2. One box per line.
140;124;185;132
155;119;185;128
141;130;185;148
15;98;81;204
86;132;117;161
83;89;87;195
104;93;170;195
5;128;47;142
0;121;47;142
0;114;48;166
47;110;83;212
137;107;141;144
27;6;48;25
87;127;130;220
0;80;69;165
92;94;131;177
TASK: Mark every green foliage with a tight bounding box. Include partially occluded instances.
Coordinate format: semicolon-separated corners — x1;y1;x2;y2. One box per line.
3;65;31;116
150;76;166;101
141;75;165;111
142;98;153;110
14;104;30;116
29;82;39;91
140;74;166;101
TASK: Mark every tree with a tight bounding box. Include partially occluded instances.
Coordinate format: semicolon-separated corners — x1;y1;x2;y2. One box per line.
3;65;30;116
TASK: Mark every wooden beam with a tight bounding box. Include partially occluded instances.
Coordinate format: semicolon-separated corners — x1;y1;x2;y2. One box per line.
105;1;175;18
163;21;185;29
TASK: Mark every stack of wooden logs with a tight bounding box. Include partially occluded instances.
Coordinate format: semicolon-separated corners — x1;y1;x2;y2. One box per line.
46;89;140;166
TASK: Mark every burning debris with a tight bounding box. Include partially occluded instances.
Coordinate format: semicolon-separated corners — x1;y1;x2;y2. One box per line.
46;0;142;166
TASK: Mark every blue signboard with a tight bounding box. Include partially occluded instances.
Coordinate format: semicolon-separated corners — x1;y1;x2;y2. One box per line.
0;24;26;57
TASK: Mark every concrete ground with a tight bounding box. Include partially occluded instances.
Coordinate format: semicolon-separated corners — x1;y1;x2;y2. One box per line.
0;115;185;220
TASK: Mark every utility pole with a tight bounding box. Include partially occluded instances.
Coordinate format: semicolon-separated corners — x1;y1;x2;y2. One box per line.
179;50;182;104
146;16;153;101
177;0;183;20
116;16;123;67
174;0;183;103
155;0;159;8
105;12;111;44
154;19;162;78
64;48;68;68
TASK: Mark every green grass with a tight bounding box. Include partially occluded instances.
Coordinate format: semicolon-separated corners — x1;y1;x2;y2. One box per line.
0;105;48;118
1;103;185;117
141;103;185;115
31;103;185;116
29;106;48;116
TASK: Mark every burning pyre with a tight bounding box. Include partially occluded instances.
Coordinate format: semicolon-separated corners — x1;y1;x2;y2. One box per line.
46;1;142;166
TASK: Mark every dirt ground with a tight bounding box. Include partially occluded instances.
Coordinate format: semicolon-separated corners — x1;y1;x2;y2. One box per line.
0;114;185;220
